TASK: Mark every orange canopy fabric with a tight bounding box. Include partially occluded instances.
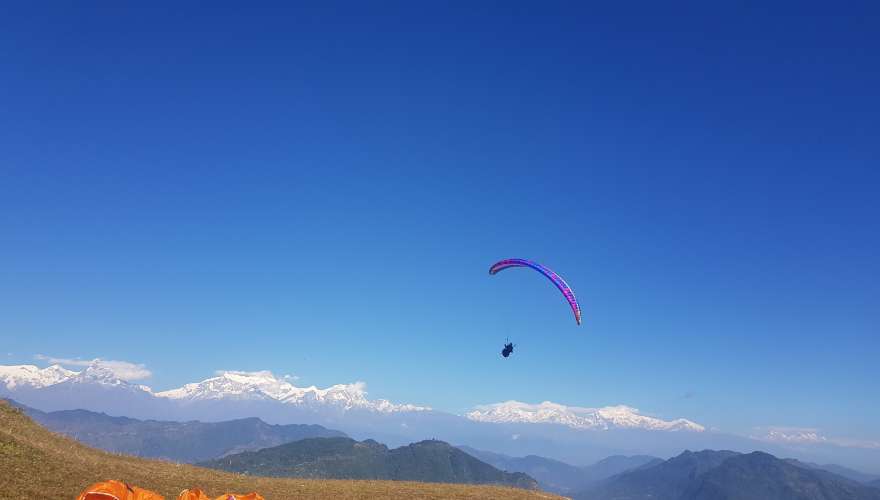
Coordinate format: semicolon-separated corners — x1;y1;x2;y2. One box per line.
77;480;164;500
78;482;262;500
177;489;263;500
177;489;211;500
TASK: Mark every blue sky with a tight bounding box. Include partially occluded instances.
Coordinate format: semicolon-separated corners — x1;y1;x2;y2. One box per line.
2;3;878;441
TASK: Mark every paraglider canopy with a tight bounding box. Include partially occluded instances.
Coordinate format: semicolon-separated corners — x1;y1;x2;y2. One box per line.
489;258;582;325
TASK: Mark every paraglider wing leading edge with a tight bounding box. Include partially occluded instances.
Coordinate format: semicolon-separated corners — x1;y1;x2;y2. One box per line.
489;258;581;325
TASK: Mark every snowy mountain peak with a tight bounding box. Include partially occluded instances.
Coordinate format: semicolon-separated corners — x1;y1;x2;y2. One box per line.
59;362;153;395
466;400;705;432
156;370;297;401
1;362;428;414
0;364;76;390
759;427;827;444
0;361;153;395
156;370;430;413
74;362;122;384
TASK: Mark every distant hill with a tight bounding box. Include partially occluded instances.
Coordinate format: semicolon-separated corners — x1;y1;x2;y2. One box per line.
784;458;880;484
201;436;538;489
577;449;737;500
457;445;587;493
696;452;880;500
0;399;560;499
581;454;665;483
7;398;345;463
577;449;880;500
458;445;659;494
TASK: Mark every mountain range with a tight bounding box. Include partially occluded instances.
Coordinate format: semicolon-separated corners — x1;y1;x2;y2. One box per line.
576;449;880;500
4;362;880;473
14;393;880;498
784;459;880;485
199;436;538;490
468;400;703;432
1;364;698;431
7;386;880;499
0;398;555;500
0;364;427;414
7;399;345;463
457;445;660;494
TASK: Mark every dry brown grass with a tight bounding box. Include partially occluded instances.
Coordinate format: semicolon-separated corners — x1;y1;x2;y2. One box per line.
0;401;567;499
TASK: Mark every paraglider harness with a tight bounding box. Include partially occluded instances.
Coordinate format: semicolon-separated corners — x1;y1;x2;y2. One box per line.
501;338;515;358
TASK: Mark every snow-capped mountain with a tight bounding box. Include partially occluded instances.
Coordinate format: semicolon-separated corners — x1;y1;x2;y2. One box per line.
0;361;159;417
4;362;879;473
466;401;705;432
0;362;152;394
0;364;424;414
67;363;150;392
0;364;76;390
758;427;828;444
155;370;428;413
156;370;300;401
1;363;701;433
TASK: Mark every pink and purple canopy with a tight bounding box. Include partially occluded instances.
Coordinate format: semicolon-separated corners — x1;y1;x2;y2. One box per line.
489;258;582;325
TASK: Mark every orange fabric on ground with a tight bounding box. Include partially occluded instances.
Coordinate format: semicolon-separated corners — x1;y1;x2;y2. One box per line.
77;480;164;500
214;494;265;500
177;489;211;500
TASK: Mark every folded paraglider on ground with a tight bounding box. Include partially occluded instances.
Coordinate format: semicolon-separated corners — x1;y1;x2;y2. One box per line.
77;481;264;500
178;489;264;500
77;480;163;500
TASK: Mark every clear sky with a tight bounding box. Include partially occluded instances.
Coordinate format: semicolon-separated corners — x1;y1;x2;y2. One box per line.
2;3;878;441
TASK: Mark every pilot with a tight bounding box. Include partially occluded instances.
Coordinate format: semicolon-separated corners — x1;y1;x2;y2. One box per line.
501;342;515;358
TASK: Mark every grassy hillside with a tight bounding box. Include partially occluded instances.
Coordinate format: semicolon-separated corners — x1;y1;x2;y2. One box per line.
0;401;562;499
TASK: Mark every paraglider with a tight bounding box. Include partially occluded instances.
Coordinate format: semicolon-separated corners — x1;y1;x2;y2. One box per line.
489;258;582;325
